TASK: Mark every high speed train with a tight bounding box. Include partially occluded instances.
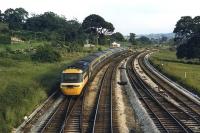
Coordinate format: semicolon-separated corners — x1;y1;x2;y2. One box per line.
60;48;125;95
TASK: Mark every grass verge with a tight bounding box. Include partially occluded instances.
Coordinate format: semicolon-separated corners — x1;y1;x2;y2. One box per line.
149;49;200;96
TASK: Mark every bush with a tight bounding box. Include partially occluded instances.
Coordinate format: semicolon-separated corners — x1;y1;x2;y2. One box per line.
0;82;47;132
0;47;30;61
0;23;11;44
0;34;11;44
98;47;102;51
12;31;48;41
31;45;61;62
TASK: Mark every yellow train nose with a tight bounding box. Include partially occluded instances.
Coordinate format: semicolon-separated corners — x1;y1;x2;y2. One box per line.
61;87;82;95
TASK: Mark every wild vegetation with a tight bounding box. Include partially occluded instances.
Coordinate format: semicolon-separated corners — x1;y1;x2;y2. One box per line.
0;8;120;45
0;41;108;132
0;7;115;132
174;16;200;60
0;22;10;44
0;7;166;47
149;49;200;96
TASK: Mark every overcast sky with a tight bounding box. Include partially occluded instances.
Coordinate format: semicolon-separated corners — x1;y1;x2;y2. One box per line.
1;0;200;35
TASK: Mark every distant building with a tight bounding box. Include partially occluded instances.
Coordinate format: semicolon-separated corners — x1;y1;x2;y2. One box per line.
111;42;120;47
84;44;95;48
11;37;24;44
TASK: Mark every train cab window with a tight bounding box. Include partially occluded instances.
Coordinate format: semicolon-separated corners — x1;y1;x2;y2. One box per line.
62;73;83;83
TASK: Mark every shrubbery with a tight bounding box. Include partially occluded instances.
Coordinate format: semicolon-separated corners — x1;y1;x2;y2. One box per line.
98;47;102;51
12;30;48;41
176;36;200;60
0;79;47;132
31;44;61;62
0;34;11;44
0;47;30;60
0;23;11;44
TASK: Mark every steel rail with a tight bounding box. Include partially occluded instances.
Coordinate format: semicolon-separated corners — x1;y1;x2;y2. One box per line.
40;97;71;133
131;58;192;132
140;52;200;123
92;63;113;133
59;97;79;133
91;53;130;133
126;55;169;132
18;91;60;132
127;55;190;132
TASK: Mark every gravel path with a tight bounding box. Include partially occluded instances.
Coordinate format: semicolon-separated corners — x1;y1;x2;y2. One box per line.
114;59;138;132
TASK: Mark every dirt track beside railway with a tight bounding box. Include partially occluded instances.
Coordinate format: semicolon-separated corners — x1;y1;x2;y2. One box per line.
114;59;138;132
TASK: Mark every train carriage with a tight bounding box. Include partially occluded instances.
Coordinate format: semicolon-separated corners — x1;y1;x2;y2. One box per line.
60;48;124;95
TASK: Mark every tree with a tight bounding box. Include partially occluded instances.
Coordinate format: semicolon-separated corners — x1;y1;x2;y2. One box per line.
31;44;61;62
193;16;200;35
25;12;66;32
174;16;200;59
102;22;115;35
3;8;28;30
0;23;11;44
160;36;168;43
173;16;193;45
63;20;84;43
15;8;28;22
82;14;114;36
137;36;152;44
24;12;86;43
129;33;136;45
176;36;200;60
111;32;124;41
0;10;3;22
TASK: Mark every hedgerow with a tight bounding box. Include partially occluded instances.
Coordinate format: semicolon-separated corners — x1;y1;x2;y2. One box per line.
31;44;61;62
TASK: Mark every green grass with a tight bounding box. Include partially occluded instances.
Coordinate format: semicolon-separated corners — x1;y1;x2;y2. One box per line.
0;53;89;132
149;49;200;95
0;41;45;51
0;41;106;132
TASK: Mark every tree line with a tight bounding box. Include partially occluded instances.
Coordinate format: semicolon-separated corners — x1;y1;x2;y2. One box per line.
0;7;164;46
1;7;144;46
174;16;200;60
0;8;117;45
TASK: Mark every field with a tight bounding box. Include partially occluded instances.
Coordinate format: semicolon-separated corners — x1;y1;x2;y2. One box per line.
149;49;200;95
0;41;44;51
0;42;106;132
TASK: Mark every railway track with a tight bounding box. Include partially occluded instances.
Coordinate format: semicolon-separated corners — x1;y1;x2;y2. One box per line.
91;62;114;133
127;55;200;132
39;97;70;132
38;91;85;133
18;91;62;133
91;53;131;133
140;52;200;119
139;52;200;132
61;93;85;132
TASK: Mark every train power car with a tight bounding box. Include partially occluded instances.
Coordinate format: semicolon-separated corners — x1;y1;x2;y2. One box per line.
60;48;123;95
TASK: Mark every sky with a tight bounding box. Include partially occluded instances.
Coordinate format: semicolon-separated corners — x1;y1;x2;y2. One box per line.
1;0;200;35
